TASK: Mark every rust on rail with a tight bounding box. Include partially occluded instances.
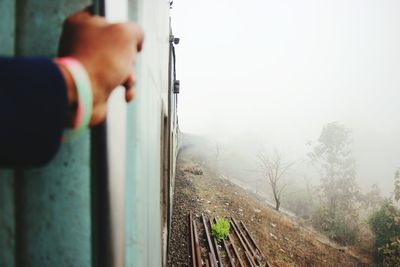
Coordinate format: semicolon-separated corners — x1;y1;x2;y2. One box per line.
193;219;203;267
211;217;224;267
188;212;267;267
240;220;265;260
202;214;218;267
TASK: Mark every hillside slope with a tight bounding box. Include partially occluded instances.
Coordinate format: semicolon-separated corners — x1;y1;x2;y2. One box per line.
168;143;374;267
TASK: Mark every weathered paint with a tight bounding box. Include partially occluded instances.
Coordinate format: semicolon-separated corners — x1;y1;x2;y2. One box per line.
0;2;16;266
125;0;170;266
0;0;15;56
0;0;174;266
15;134;91;267
0;170;15;267
15;1;93;264
0;0;92;266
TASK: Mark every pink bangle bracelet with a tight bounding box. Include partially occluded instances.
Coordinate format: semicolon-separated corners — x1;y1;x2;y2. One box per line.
55;57;93;140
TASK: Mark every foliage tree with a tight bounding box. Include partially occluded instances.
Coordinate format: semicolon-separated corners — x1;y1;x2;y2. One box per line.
369;169;400;265
308;122;360;244
369;199;400;265
394;169;400;202
257;149;294;211
360;184;384;211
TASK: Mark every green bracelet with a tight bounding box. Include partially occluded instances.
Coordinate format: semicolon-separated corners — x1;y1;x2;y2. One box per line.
56;57;93;140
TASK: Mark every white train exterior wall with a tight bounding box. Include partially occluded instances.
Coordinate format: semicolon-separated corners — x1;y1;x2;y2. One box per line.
0;0;178;266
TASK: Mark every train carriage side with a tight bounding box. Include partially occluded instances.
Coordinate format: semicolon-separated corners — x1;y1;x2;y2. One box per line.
0;0;177;266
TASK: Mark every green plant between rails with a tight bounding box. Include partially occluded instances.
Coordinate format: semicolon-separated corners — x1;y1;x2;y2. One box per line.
211;218;231;243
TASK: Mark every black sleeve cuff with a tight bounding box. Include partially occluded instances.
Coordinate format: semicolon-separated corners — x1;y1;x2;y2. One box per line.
0;57;68;167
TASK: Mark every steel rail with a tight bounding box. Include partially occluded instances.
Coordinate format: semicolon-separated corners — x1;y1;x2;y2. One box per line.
210;217;223;267
232;218;255;257
222;238;235;267
244;251;256;267
230;219;254;261
193;219;203;267
190;212;196;267
240;221;265;259
202;214;218;267
214;216;234;267
227;234;245;267
209;253;215;267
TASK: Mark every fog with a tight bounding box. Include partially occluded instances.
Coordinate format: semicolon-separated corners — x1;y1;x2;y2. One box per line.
172;0;400;196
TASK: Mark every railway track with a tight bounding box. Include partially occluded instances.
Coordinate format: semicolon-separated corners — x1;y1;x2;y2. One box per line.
189;211;270;267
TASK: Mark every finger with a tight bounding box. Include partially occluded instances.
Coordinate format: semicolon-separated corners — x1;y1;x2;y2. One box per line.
123;72;136;102
136;29;144;52
123;72;135;88
125;87;135;102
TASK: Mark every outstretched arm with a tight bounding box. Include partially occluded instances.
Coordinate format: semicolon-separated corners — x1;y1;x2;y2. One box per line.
0;11;144;167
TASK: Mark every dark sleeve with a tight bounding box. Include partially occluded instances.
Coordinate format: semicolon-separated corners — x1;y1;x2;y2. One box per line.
0;57;68;167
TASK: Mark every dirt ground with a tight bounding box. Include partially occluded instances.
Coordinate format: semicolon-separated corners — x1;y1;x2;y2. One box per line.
168;143;376;267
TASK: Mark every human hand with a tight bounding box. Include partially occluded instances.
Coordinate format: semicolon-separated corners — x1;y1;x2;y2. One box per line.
56;11;144;126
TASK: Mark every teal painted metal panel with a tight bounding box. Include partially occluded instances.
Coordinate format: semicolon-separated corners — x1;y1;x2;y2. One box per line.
0;0;15;56
16;134;91;266
0;0;92;266
0;1;16;266
0;170;15;267
15;0;93;264
125;101;140;267
125;86;163;267
15;0;90;56
125;2;139;266
0;0;174;266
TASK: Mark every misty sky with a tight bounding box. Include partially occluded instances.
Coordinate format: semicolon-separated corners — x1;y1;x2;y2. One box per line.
171;0;400;194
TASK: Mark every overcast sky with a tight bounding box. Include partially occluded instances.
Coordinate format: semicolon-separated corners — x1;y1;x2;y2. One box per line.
171;0;400;193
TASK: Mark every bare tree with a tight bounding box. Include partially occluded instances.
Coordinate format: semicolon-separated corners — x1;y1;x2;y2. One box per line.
257;150;294;211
